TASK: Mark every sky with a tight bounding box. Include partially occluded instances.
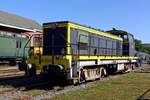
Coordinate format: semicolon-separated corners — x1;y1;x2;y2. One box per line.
0;0;150;43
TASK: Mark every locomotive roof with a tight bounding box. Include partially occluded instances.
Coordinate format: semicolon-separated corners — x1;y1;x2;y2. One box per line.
107;28;129;35
44;21;99;29
0;10;42;32
43;21;123;41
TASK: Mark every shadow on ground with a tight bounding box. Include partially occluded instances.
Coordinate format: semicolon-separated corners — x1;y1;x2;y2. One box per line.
0;74;67;91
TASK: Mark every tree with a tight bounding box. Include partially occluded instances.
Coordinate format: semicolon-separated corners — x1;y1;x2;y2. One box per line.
135;39;150;54
135;39;143;51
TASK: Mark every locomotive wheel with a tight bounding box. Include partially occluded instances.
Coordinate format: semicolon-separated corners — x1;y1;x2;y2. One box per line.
29;64;37;76
125;64;132;72
100;67;107;78
25;64;37;77
80;69;86;82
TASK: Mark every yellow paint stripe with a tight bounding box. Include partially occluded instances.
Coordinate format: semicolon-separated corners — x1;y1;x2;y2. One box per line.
66;55;138;60
68;23;123;41
67;23;71;54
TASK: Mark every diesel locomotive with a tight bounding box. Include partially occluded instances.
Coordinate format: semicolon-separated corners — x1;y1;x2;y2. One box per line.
20;21;138;84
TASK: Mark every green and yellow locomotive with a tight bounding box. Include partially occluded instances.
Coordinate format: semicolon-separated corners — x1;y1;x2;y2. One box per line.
23;21;138;84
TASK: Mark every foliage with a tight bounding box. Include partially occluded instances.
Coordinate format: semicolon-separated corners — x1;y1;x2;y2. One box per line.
135;39;150;54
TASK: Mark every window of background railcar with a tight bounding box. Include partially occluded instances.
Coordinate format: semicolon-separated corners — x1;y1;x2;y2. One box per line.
19;41;21;48
0;31;4;37
16;41;19;48
0;31;3;36
0;31;10;37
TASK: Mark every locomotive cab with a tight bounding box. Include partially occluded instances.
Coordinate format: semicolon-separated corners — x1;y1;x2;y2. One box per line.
107;28;136;56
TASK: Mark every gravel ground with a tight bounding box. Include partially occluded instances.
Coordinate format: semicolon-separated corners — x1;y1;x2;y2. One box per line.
0;64;149;100
134;64;150;72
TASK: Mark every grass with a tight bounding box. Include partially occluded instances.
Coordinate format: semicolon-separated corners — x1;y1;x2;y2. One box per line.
51;72;150;100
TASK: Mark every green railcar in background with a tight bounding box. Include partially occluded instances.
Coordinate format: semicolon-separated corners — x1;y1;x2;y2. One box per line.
0;31;29;65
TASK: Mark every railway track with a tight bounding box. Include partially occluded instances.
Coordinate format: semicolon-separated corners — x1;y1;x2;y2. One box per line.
0;65;23;78
0;70;124;99
28;64;150;99
0;81;50;94
0;64;149;99
0;71;24;78
32;73;124;99
0;74;49;99
134;64;150;73
0;68;24;80
0;75;51;100
0;68;19;73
